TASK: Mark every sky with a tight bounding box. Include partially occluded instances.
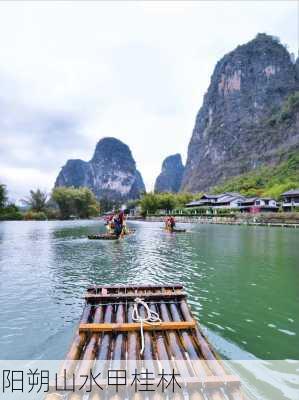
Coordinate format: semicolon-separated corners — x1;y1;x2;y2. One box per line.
0;1;298;202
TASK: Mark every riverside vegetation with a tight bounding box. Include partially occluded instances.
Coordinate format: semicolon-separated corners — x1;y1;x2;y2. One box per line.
0;185;100;221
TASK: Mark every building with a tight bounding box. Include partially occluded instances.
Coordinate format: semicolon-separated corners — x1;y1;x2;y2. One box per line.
237;197;278;213
212;193;245;209
185;192;278;213
185;194;222;208
186;192;245;210
281;189;299;211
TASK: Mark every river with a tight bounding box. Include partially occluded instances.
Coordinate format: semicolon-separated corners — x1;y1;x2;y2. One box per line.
0;220;298;397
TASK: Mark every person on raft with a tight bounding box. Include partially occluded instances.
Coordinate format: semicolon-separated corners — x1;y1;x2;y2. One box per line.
113;212;123;237
119;210;129;235
165;216;176;231
112;210;128;237
105;214;114;234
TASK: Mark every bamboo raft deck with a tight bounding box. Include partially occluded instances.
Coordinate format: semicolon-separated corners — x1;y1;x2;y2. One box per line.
47;284;243;400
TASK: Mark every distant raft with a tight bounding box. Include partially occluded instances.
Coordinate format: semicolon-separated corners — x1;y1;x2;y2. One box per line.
88;233;118;240
88;228;136;240
164;228;187;233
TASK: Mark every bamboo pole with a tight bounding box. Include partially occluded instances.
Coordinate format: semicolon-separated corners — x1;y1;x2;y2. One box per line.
158;290;205;400
149;300;179;400
62;304;92;372
109;301;126;400
88;304;114;400
68;305;105;400
138;289;160;400
147;289;184;400
179;299;243;400
138;289;156;371
45;305;93;400
96;303;113;363
159;302;190;374
76;303;104;375
169;301;222;400
127;290;143;400
111;303;125;363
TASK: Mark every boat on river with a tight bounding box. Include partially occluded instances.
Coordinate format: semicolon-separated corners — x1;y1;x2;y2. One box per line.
46;284;243;400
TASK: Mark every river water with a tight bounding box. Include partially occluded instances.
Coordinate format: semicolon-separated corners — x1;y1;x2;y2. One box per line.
0;220;298;396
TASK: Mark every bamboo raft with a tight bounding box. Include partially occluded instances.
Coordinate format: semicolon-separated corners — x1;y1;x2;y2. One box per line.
47;284;243;400
88;234;119;240
88;229;136;240
164;228;187;233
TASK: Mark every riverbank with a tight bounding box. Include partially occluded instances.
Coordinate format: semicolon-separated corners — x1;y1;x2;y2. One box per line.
128;214;299;228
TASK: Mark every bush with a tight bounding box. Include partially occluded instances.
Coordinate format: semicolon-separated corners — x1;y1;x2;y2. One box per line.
0;205;23;221
267;91;299;125
45;208;61;220
23;211;47;220
139;192;197;215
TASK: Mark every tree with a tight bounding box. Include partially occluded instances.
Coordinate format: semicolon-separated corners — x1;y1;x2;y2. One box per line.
52;187;74;219
139;193;160;214
0;184;8;209
73;187;100;218
174;192;195;208
22;189;48;212
52;187;100;219
158;193;177;211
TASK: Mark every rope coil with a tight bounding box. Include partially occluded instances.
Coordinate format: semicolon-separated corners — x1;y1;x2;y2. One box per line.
132;297;161;355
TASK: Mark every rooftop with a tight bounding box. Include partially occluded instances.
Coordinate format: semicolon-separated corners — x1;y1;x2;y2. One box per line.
282;189;299;196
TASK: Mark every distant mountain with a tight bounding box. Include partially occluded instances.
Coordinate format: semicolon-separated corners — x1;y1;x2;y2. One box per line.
55;137;145;201
154;154;184;193
181;33;299;192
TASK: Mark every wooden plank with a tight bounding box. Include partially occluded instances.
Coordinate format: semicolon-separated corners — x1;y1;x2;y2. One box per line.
85;292;186;302
79;321;196;333
87;283;183;290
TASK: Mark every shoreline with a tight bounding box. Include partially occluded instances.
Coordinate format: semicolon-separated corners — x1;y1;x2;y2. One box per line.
127;215;299;228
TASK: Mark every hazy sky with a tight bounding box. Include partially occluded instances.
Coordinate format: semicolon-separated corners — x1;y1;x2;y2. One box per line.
0;1;298;201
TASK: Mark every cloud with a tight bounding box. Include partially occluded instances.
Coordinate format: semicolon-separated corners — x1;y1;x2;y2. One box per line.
0;1;297;201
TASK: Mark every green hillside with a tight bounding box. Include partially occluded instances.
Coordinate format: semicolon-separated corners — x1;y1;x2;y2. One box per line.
212;152;299;199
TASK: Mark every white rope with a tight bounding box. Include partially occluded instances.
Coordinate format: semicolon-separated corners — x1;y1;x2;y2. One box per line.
132;297;161;355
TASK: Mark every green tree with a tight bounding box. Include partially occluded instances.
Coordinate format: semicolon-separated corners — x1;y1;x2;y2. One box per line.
139;193;160;214
158;193;177;211
22;189;48;212
174;192;195;208
0;203;22;221
0;184;8;209
52;187;75;219
52;187;100;219
73;187;100;218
